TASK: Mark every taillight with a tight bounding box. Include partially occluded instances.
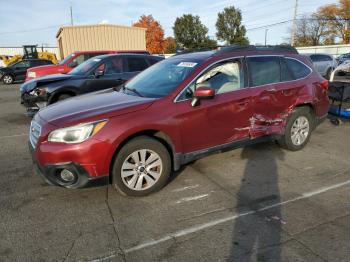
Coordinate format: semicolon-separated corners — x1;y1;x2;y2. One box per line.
319;80;329;90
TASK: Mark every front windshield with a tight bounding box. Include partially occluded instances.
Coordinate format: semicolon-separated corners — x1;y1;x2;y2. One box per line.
59;53;74;65
124;58;200;98
68;57;102;76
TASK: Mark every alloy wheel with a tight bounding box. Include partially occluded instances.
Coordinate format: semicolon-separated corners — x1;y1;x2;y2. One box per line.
3;75;13;84
291;116;310;146
121;149;163;191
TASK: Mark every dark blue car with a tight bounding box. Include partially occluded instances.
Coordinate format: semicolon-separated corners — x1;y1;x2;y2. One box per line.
20;54;163;113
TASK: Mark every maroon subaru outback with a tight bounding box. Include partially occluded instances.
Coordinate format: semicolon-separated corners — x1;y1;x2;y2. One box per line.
29;46;329;196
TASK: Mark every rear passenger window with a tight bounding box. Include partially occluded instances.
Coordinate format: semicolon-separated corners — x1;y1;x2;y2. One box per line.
285;58;311;79
126;57;149;72
247;56;280;87
281;58;294;82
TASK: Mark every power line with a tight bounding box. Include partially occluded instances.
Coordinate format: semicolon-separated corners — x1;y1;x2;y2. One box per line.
0;24;66;35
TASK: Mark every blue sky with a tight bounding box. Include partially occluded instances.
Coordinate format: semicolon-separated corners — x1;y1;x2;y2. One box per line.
0;0;337;47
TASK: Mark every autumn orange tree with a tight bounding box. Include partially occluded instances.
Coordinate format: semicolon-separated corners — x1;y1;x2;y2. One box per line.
163;37;177;53
318;0;350;44
133;15;165;53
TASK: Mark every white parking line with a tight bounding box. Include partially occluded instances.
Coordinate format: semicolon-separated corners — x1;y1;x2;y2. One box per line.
124;179;350;254
0;134;28;140
175;194;209;204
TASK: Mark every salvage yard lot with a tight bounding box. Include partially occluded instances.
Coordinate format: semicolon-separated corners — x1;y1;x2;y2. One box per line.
0;84;350;262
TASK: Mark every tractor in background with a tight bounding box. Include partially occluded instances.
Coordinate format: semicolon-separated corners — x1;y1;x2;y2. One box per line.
0;45;58;67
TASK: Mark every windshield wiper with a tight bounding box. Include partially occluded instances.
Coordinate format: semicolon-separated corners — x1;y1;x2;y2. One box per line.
121;86;144;97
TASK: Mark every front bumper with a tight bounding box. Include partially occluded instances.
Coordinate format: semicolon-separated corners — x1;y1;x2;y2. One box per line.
29;142;108;188
21;93;47;110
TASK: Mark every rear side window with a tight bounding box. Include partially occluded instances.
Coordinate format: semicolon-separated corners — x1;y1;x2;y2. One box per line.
126;57;149;72
147;57;162;65
281;58;294;82
247;56;280;87
285;58;311;79
105;57;124;74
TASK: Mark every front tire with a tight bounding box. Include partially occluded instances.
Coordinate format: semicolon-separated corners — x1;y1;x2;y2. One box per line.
278;107;314;151
112;136;171;196
2;74;14;84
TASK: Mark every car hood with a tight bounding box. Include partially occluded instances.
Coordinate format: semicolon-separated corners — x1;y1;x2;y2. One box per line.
28;64;62;73
37;89;156;127
20;74;74;93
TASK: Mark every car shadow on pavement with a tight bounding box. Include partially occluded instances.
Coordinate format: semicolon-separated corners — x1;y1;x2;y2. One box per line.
227;143;285;261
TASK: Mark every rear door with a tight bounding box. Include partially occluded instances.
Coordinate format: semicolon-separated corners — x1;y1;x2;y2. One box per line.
247;56;293;136
248;56;311;137
123;56;150;81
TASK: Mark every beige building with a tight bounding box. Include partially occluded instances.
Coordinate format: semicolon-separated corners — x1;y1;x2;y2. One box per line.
56;24;146;59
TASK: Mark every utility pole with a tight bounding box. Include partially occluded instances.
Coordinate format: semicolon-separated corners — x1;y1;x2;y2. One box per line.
265;29;269;46
291;0;298;46
70;6;74;26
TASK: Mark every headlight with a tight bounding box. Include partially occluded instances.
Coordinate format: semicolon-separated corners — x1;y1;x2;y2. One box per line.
30;87;47;96
48;120;107;144
28;72;36;78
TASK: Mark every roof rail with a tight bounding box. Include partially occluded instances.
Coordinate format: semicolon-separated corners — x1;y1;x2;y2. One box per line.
214;45;298;55
174;47;217;56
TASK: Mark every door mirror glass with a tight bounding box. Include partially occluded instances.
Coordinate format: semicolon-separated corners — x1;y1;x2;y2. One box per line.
94;70;104;78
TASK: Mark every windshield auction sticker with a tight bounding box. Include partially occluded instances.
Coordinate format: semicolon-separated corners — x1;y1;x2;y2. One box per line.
177;62;197;67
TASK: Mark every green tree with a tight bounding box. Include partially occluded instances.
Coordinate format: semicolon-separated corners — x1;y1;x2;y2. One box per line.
215;6;249;45
173;14;216;49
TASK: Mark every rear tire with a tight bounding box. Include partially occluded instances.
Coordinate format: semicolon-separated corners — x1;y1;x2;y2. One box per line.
278;107;314;151
112;136;171;196
2;74;14;84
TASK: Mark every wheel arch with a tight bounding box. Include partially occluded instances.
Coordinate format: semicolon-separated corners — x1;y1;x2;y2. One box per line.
108;129;177;183
48;88;77;104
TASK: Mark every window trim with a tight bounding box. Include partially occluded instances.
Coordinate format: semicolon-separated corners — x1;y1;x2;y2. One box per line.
174;56;245;103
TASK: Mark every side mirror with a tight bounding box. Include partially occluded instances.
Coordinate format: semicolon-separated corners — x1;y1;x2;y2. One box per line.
94;70;104;78
191;87;215;107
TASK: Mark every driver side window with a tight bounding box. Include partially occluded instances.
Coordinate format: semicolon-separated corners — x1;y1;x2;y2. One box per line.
178;59;244;100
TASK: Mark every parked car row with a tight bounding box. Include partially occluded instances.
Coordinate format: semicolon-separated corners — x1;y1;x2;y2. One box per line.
27;45;330;196
20;53;163;114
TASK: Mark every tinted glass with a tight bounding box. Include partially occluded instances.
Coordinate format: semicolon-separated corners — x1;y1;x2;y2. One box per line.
310;55;319;62
68;57;103;75
126;57;148;72
13;61;30;68
285;58;311;79
147;57;162;65
247;56;281;87
105;57;123;74
58;53;74;65
281;58;294;81
124;58;199;98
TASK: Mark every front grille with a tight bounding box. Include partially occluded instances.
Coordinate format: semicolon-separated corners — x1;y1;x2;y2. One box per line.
29;121;41;148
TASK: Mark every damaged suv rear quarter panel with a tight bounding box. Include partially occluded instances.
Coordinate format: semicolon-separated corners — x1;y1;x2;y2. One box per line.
248;55;326;138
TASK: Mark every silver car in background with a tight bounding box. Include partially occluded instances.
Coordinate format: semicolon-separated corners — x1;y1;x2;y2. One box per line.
304;53;337;79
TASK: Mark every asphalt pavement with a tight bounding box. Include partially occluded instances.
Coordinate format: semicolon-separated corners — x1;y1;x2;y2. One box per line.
0;84;349;262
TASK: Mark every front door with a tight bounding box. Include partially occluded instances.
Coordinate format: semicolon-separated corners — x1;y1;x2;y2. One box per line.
176;58;253;153
84;56;127;93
